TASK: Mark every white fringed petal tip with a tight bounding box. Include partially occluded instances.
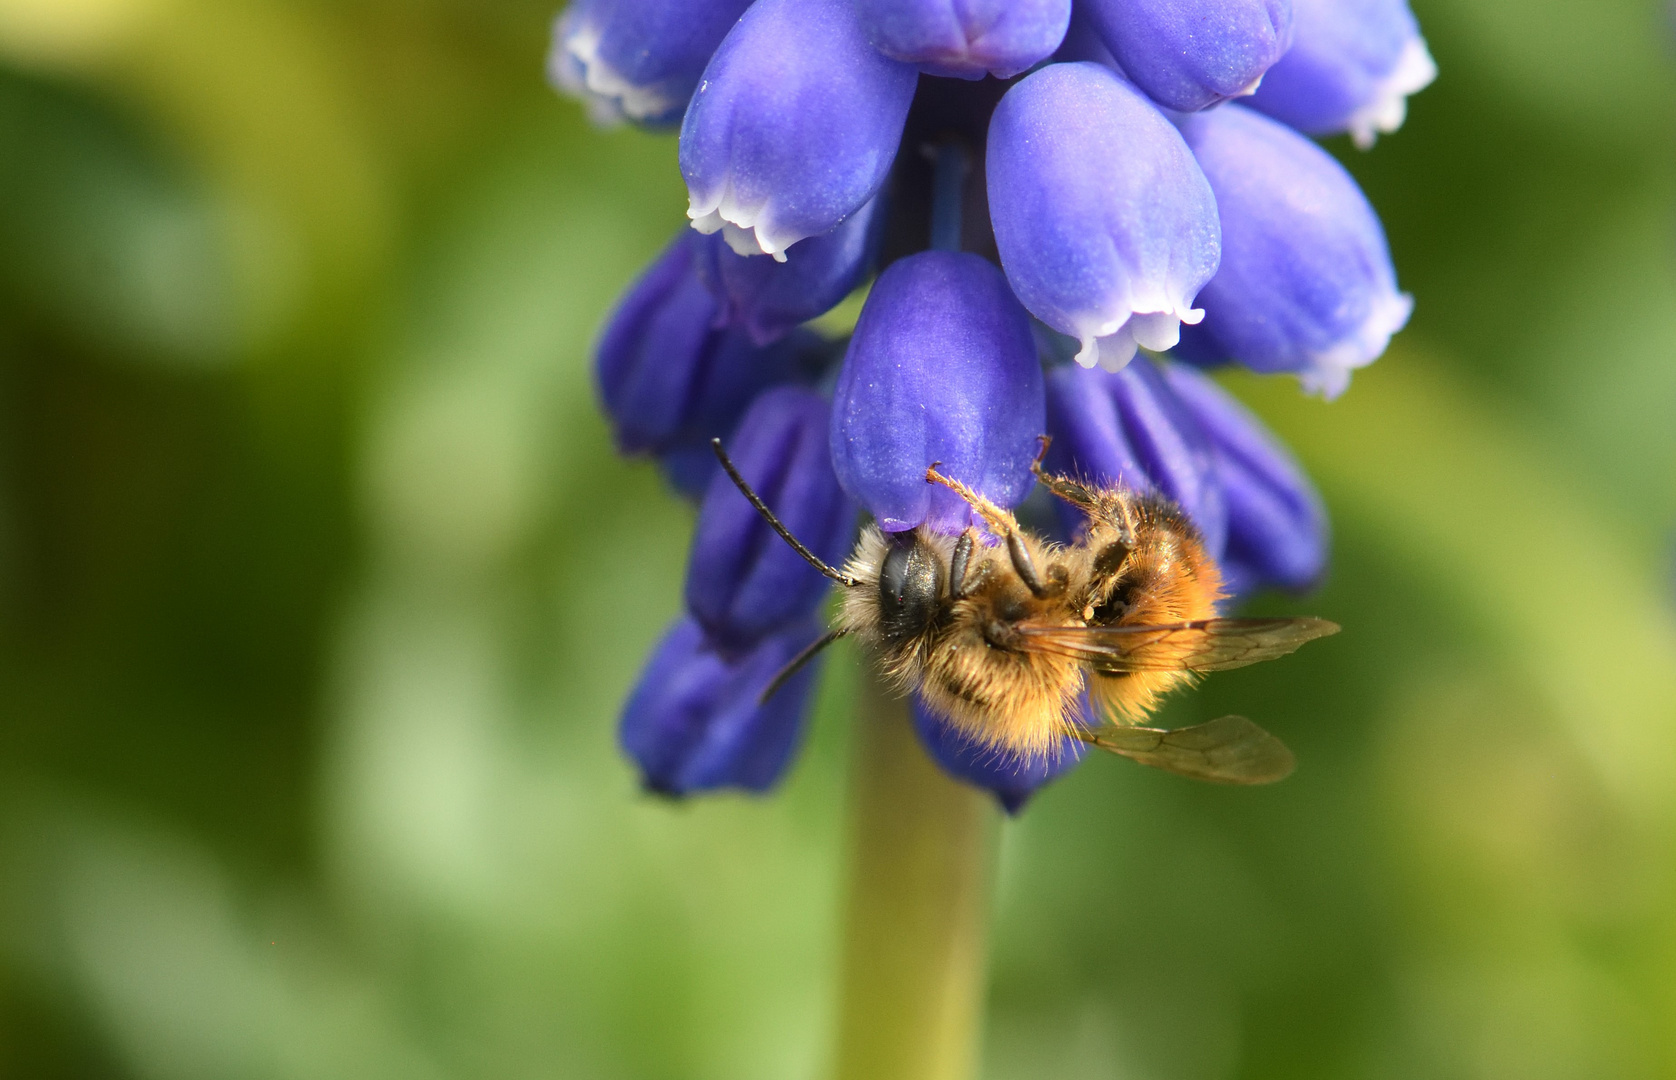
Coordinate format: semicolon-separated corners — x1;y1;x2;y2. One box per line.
1299;289;1414;398
1074;305;1205;373
548;12;684;126
1348;37;1438;150
688;193;796;262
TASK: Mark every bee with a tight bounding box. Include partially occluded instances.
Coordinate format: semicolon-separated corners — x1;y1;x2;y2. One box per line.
710;437;1338;785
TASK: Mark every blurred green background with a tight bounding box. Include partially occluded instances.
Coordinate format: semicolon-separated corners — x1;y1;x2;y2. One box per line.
1;0;1674;1077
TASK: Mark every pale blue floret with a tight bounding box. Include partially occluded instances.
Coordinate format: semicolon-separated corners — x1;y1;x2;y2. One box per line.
679;0;918;260
1079;0;1293;113
548;0;754;126
987;62;1221;373
1248;0;1436;148
1177;103;1412;398
856;0;1071;80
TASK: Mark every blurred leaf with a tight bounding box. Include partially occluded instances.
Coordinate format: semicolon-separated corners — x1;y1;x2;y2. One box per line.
1417;0;1676;142
1235;355;1676;821
0;0;163;70
0;69;237;364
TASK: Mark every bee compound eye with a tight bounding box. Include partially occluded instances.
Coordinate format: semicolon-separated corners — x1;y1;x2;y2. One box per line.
877;532;944;645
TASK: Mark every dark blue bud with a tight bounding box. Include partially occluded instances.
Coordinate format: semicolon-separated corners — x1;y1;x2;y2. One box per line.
1044;359;1227;556
698;194;885;347
655;327;827;498
687;386;855;652
831;251;1044;534
856;0;1070;80
987;62;1220;372
1079;0;1292;113
595;232;818;464
1162;363;1327;594
680;0;919;260
912;696;1084;814
620;617;825;796
1248;0;1435;148
548;0;754;126
1177;104;1411;399
595;232;719;453
657;443;726;501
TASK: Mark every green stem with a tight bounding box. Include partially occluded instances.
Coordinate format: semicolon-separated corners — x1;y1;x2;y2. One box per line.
831;669;995;1080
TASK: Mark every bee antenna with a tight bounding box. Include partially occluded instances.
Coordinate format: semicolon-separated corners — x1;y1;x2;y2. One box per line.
757;628;850;706
709;438;859;587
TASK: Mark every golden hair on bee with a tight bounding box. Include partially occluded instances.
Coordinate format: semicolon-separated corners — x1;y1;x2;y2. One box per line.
708;437;1339;785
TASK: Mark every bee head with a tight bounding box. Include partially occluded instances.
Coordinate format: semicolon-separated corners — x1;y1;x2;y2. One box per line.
876;530;944;646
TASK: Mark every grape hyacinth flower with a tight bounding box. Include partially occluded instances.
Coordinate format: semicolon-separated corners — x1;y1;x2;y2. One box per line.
1164;363;1329;597
679;0;918;259
554;0;1430;810
593;229;833;497
624;387;854;792
687;387;856;653
856;0;1071;80
988;61;1221;372
913;697;1085;814
699;192;887;346
1042;358;1229;558
1248;0;1437;148
1175;103;1412;398
548;0;755;126
831;249;1044;534
1079;0;1293;113
621;616;826;794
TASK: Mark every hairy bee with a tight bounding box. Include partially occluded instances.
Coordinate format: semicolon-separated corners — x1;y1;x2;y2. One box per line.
713;438;1337;785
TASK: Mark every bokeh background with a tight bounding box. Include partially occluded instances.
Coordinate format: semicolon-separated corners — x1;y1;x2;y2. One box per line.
1;0;1674;1077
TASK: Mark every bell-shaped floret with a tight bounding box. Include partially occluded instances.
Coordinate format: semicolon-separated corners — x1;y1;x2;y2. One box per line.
1043;359;1227;557
620;617;825;796
1162;364;1327;596
1247;0;1435;148
596;233;717;455
594;232;822;493
679;0;919;261
687;387;855;652
1176;104;1411;399
987;62;1220;373
698;194;885;347
831;251;1044;534
652;325;827;500
1079;0;1292;113
548;0;754;126
912;697;1085;814
856;0;1070;80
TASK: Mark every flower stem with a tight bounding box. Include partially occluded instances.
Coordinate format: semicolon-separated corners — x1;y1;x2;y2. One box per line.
928;141;971;254
830;668;994;1080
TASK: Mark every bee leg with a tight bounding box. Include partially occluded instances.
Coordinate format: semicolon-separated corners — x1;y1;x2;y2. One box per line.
924;464;1020;539
1006;530;1054;598
1026;434;1105;511
949;529;975;599
926;466;1062;598
1032;434;1053;470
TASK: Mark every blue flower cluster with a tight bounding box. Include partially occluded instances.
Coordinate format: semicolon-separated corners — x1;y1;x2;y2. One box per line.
555;0;1430;807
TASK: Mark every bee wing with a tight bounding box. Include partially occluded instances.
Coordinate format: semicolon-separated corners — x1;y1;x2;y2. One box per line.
1077;715;1296;785
1015;617;1339;674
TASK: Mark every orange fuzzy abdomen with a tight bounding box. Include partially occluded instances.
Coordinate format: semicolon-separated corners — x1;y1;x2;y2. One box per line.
1088;530;1223;726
